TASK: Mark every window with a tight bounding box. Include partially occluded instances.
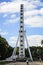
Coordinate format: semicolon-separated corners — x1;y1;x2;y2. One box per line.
20;40;23;42
21;51;23;53
21;5;23;9
21;9;23;12
21;17;23;19
20;44;23;46
21;4;23;7
21;4;23;10
20;26;23;28
20;30;23;32
21;21;23;23
21;13;23;15
20;35;23;37
21;48;23;50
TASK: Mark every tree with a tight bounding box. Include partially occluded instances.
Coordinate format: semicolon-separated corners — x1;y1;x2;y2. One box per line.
25;48;29;57
0;35;14;60
41;40;43;47
41;40;43;60
0;35;8;59
0;35;9;47
6;46;13;58
0;42;8;59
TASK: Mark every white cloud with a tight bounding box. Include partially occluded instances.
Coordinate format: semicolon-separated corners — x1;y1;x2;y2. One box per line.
27;35;42;46
24;8;43;17
10;14;16;18
4;17;19;25
0;0;43;27
0;0;42;13
0;0;43;47
28;0;43;6
40;8;43;15
8;35;42;47
3;8;43;27
24;7;43;27
0;1;28;13
24;16;43;27
0;28;8;36
3;14;8;17
0;2;20;13
8;36;18;47
9;36;17;42
0;31;8;36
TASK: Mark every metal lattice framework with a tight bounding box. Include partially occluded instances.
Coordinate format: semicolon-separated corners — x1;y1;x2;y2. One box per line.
12;4;33;61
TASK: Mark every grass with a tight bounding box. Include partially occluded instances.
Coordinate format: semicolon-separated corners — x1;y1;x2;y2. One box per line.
0;62;8;65
0;61;43;65
0;61;16;65
0;62;5;65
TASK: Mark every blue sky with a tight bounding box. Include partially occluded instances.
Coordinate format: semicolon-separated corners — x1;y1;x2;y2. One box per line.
0;0;43;47
0;0;11;2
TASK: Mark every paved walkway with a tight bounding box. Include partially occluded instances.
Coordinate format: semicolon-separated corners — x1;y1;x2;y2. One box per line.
6;62;43;65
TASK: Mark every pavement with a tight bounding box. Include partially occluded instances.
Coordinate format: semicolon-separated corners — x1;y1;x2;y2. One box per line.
6;62;43;65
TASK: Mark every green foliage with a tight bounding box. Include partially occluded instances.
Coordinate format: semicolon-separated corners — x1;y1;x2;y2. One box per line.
0;35;13;60
30;47;43;61
0;35;8;46
25;48;29;57
0;36;8;59
0;35;43;61
25;47;43;61
16;47;19;55
41;40;43;46
6;46;13;58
